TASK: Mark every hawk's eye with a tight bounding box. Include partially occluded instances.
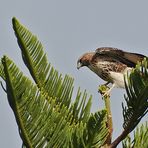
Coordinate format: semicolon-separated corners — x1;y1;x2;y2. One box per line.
79;59;82;63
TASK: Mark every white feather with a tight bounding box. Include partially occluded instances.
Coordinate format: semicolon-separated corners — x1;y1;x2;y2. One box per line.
110;67;132;88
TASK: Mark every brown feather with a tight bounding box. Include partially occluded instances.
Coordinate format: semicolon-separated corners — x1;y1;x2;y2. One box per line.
95;47;146;67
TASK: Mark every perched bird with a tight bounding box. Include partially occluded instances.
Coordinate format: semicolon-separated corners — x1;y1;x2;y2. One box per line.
77;47;146;95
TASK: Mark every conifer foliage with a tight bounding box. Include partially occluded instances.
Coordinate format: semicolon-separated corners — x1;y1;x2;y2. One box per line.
0;18;147;148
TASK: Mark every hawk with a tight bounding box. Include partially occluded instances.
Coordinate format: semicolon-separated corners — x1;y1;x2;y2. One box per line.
77;47;146;95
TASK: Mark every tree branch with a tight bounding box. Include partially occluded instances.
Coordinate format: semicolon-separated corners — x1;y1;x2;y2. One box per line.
110;129;128;148
99;85;113;146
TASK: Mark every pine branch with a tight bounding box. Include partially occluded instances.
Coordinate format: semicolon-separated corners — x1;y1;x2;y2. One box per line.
122;121;148;148
0;18;109;147
110;59;148;148
110;128;129;148
99;85;113;147
132;121;148;148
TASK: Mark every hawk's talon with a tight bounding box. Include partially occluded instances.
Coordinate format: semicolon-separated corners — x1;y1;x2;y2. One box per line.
102;90;111;97
98;83;115;97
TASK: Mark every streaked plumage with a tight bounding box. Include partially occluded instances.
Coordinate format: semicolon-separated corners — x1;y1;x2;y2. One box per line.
77;47;146;95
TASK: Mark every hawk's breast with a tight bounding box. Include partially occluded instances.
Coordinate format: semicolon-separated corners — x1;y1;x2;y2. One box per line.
89;58;129;86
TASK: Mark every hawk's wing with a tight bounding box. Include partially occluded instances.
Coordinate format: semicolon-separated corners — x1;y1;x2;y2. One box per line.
95;47;146;67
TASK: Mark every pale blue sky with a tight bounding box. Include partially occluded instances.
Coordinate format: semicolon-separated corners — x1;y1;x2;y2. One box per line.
0;1;148;148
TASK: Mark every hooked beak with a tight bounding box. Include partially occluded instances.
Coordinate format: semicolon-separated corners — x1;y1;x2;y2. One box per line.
77;62;82;70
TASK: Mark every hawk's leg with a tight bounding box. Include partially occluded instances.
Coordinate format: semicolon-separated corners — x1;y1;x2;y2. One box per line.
103;81;110;86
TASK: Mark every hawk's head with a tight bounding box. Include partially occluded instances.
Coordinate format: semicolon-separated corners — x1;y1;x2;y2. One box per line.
77;52;94;69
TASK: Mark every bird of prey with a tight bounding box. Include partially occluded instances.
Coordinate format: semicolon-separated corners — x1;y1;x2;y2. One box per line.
77;47;146;95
